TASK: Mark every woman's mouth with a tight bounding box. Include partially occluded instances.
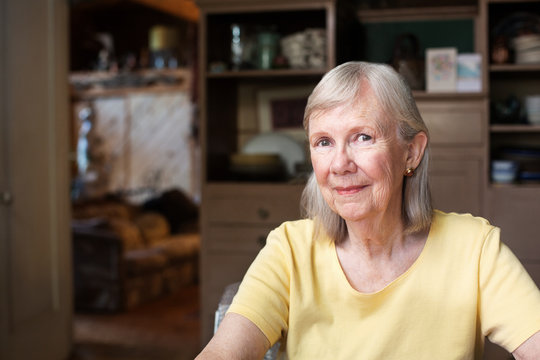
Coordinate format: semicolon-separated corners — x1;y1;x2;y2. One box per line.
334;185;366;195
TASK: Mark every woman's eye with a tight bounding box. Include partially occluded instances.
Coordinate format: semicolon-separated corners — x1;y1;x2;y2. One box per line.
316;138;331;147
357;134;372;142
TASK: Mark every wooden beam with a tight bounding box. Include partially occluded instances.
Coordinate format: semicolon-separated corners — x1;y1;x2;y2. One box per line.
131;0;199;22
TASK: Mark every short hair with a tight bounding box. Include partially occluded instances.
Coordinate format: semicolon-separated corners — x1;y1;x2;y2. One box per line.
301;61;432;242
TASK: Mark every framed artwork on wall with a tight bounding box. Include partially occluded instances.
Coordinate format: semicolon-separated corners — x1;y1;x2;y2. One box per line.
426;47;457;92
456;53;482;93
256;85;313;143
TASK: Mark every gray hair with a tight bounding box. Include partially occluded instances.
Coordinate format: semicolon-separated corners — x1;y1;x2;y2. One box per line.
301;61;432;242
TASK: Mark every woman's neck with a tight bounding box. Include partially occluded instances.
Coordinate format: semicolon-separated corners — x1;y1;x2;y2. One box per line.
336;215;429;293
343;214;407;261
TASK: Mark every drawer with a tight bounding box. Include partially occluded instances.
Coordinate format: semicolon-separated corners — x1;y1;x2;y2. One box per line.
486;186;540;262
205;225;275;252
204;183;304;224
416;101;485;146
429;157;482;215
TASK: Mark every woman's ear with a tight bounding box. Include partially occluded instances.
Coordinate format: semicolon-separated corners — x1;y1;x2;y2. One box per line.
407;131;428;169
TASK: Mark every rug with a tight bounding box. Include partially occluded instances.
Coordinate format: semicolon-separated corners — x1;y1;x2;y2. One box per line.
71;284;201;360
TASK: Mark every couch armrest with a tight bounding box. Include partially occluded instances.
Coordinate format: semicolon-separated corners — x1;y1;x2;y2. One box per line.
72;227;128;311
72;227;124;281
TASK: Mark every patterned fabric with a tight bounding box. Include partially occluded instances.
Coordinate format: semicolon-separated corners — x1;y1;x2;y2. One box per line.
108;218;145;251
150;233;200;262
72;197;199;311
72;201;134;221
135;212;171;244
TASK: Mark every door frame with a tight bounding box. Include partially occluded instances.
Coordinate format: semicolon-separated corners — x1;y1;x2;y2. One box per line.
1;0;9;356
0;0;72;359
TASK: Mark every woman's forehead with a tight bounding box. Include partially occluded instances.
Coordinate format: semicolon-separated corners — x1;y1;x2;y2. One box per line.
309;96;392;131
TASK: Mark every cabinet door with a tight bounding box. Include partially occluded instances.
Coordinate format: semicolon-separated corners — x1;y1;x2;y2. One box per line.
417;100;485;148
429;157;482;215
200;252;261;343
205;185;304;225
487;187;540;269
206;225;275;252
418;99;486;216
200;184;304;342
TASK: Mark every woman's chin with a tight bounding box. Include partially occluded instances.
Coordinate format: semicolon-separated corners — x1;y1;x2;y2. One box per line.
334;206;372;223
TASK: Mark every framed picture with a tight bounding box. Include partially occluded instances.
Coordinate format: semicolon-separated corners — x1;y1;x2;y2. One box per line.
456;53;482;93
426;47;457;92
257;86;313;143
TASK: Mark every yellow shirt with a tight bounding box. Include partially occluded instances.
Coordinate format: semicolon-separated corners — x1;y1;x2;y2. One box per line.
227;211;540;359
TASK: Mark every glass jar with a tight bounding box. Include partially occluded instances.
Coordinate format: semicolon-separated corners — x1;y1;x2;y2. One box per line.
256;31;279;70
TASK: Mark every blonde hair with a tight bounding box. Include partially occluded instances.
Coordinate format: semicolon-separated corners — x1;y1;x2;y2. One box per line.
301;61;432;242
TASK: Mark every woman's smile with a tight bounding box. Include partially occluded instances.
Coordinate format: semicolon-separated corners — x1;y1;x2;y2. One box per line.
334;185;367;195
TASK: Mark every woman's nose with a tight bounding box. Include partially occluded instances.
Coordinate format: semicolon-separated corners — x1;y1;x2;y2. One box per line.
329;145;356;174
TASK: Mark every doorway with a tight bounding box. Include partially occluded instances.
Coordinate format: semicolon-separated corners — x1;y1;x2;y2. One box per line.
68;1;202;359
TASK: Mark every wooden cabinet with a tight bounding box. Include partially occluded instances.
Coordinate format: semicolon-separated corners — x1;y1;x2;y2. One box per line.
482;2;540;357
487;186;540;260
417;97;488;215
196;0;336;342
483;0;540;189
198;3;335;182
200;184;304;340
430;157;484;213
482;0;540;295
355;2;488;216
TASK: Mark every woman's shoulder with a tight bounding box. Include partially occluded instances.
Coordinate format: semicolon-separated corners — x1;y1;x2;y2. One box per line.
433;210;494;228
276;218;315;231
269;219;316;242
266;218;326;253
431;210;498;243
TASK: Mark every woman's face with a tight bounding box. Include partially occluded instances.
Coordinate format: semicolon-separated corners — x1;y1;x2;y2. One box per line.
308;86;412;223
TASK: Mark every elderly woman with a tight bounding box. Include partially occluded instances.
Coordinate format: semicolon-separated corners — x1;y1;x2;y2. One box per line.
196;62;540;359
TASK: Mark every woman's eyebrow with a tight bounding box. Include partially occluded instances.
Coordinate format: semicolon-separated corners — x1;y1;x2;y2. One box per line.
308;131;329;141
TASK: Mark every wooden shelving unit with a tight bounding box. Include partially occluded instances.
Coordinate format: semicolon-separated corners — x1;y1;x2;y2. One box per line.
69;69;192;100
491;124;540;132
485;0;540;192
487;0;538;3
206;68;327;78
483;3;540;343
196;2;540;358
490;64;540;72
196;0;336;344
412;91;487;100
357;5;478;22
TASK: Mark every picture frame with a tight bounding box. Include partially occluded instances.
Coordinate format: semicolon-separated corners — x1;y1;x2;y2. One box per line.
426;47;457;93
256;85;313;143
456;53;482;93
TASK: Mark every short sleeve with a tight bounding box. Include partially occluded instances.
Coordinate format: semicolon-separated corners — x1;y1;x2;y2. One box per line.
479;226;540;352
226;224;292;345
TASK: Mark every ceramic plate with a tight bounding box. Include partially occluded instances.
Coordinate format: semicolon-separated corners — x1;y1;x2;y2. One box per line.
242;132;306;177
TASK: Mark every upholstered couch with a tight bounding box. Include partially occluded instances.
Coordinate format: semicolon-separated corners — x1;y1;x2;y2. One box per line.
72;190;199;311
